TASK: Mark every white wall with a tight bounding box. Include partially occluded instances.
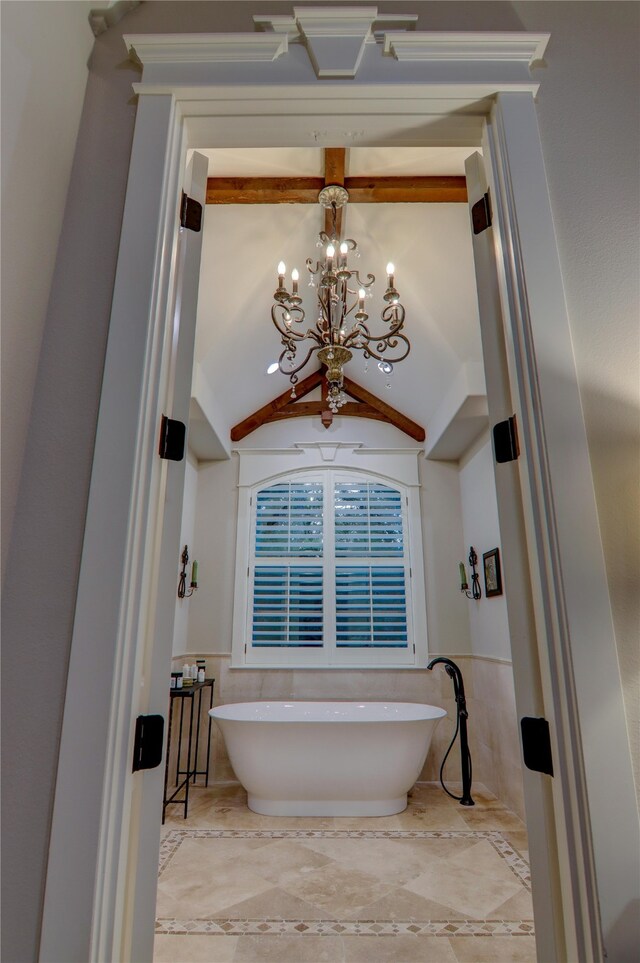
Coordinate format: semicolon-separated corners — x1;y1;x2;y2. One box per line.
459;434;512;661
421;457;471;656
1;0;95;581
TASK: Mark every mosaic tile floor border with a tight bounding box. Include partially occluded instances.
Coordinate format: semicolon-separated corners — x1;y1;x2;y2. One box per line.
159;828;530;889
155;918;535;937
157;828;533;939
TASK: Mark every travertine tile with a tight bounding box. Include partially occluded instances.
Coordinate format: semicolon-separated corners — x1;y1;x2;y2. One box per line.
342;888;467;922
154;933;238;962
232;838;335;886
167;835;271;866
342;933;458;961
458;808;526;832
234;934;345;962
389;835;480;863
155;782;533;963
493;888;535;918
156;856;273;918
219;886;328;921
449;935;537;962
446;838;521;881
502;830;529;860
403;859;523;919
325;814;405;831
298;835;429;885
392;807;469;830
280;862;394;917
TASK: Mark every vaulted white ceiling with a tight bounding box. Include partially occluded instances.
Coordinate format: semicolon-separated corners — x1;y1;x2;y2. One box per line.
193;146;484;448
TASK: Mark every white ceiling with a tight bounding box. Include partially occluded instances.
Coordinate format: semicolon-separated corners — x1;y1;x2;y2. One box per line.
194;146;484;443
197;146;474;177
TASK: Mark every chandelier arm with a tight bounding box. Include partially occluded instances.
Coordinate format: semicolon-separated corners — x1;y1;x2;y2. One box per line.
271;304;326;346
351;271;375;290
355;303;407;342
278;344;321;381
353;308;410;362
342;327;366;349
271;302;305;329
355;303;405;338
355;332;411;364
381;302;406;325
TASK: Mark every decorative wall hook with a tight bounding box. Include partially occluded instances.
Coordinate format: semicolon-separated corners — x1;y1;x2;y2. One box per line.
467;546;482;599
178;545;198;599
460;546;482;600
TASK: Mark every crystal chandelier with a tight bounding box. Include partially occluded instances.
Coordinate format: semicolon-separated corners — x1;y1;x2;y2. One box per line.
270;185;410;413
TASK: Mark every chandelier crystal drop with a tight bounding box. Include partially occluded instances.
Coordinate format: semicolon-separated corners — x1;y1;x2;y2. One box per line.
270;186;410;414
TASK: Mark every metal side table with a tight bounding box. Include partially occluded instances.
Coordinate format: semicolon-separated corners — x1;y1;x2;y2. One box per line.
162;678;215;822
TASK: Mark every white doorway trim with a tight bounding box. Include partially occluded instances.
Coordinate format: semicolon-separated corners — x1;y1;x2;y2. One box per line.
41;27;639;963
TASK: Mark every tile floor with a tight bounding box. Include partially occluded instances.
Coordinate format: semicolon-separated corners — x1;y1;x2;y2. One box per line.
155;783;535;962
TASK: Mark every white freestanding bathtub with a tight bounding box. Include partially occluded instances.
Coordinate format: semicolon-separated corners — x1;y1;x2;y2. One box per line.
209;701;447;816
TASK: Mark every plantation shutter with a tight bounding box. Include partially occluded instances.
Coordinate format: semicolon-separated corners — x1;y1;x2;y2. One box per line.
334;482;404;557
334;481;409;649
255;481;323;557
251;481;324;647
244;471;417;664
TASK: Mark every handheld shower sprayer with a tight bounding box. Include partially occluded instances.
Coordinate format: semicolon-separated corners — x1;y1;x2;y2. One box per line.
427;657;474;806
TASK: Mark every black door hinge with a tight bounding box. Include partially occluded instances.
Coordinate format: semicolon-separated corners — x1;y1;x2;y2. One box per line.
472;191;492;234
180;190;203;232
493;415;520;463
521;717;554;776
159;415;186;461
132;714;165;772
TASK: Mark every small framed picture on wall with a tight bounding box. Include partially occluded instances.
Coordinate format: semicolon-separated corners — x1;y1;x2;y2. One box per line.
483;548;503;597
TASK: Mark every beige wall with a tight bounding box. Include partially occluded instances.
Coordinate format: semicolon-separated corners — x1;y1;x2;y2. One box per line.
511;0;640;808
2;3;637;960
1;0;96;580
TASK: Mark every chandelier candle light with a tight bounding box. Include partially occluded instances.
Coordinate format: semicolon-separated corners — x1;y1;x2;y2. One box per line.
270;185;410;414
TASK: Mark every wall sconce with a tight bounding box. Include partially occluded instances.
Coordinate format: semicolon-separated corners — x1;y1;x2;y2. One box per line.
459;546;482;600
178;545;198;599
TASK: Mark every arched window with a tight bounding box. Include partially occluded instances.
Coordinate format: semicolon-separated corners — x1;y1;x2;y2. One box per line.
232;449;427;667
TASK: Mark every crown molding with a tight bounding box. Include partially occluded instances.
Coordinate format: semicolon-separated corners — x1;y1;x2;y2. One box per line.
383;31;550;65
89;1;140;37
125;33;288;66
124;22;548;88
254;6;418;78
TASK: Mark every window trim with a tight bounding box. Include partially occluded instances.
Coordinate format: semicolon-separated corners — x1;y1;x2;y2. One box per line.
231;444;428;668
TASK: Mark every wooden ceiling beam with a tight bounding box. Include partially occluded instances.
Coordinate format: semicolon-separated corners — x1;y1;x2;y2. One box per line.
323;147;347;237
206;177;324;205
345;176;467;203
206;175;467;205
265;401;393;425
230;368;324;441
230;367;426;441
323;147;346;186
343;376;425;441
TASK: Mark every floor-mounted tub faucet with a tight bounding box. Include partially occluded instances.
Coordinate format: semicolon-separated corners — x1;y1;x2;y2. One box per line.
427;657;474;806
